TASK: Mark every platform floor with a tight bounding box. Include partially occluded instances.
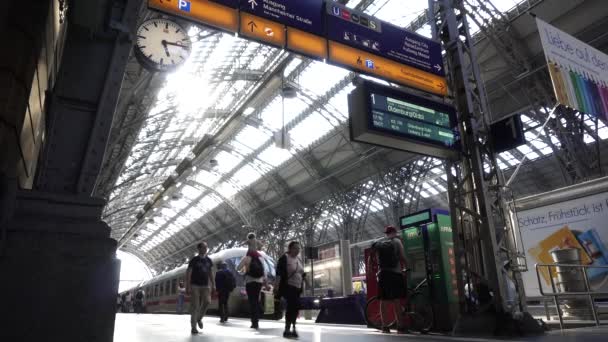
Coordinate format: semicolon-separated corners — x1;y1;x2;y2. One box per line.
114;314;608;342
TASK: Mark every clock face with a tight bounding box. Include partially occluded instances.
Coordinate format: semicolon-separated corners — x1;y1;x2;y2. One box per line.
135;18;192;72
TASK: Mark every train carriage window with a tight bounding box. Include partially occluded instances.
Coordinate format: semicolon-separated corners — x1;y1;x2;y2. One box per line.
165;281;170;296
160;282;164;297
171;279;177;294
154;284;159;298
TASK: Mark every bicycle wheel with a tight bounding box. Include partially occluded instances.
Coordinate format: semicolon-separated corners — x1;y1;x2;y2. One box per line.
407;293;433;334
365;296;396;330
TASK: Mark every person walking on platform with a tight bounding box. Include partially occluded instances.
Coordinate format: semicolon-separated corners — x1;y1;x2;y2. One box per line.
215;261;236;323
238;233;266;330
124;292;132;313
177;281;186;314
134;288;145;314
186;242;215;334
372;225;408;334
275;241;306;339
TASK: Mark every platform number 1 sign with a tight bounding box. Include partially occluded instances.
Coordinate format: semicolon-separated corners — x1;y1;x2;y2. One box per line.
178;0;191;12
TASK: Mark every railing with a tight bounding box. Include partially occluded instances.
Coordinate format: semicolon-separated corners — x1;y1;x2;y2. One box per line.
535;263;608;330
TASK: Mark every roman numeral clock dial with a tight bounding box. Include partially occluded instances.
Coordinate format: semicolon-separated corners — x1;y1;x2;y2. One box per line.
135;18;192;72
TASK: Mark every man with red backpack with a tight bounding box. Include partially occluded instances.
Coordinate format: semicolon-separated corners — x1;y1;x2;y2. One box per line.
238;233;266;329
372;225;408;334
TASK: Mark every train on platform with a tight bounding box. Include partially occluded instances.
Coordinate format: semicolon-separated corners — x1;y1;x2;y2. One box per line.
119;248;280;319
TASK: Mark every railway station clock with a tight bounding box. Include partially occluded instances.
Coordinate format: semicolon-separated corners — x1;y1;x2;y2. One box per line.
135;18;192;72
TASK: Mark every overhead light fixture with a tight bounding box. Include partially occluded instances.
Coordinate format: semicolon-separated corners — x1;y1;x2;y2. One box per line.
243;107;255;116
281;85;297;98
209;159;219;168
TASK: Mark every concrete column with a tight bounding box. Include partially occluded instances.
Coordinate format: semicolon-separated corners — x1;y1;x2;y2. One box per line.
340;240;353;296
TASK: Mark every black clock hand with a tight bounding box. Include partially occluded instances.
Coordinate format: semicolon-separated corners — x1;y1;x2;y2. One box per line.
164;41;190;49
161;40;171;57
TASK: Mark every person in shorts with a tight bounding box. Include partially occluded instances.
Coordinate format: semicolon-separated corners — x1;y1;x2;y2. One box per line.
375;225;407;334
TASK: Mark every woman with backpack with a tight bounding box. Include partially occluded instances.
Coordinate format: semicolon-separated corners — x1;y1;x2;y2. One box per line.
274;241;305;339
238;233;266;329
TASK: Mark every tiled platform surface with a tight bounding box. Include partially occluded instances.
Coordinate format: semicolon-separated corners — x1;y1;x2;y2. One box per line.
114;313;608;342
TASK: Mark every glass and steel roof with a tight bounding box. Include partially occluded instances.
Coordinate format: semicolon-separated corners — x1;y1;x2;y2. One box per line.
101;0;607;268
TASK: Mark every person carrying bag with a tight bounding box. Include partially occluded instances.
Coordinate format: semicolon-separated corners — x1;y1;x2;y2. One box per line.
274;241;305;339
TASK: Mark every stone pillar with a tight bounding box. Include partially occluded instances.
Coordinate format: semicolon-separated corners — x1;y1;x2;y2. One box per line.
0;0;49;183
0;192;121;341
0;1;142;341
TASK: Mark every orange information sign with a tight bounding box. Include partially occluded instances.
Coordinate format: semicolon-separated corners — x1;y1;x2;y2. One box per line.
148;0;238;33
328;41;448;96
286;27;328;60
239;13;285;48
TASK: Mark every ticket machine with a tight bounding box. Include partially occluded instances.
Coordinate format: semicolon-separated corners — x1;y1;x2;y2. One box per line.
400;208;459;331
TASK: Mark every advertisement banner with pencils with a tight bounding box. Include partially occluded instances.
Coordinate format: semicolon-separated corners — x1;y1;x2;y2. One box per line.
537;18;608;120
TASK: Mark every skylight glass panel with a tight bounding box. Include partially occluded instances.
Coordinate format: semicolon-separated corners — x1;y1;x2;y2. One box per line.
497;159;508;170
517;144;539;160
234;125;270;152
598;126;608;139
232;164;263;188
182;185;200;200
499;151;519;166
216;182;239;198
299;62;350;96
290;111;334;149
327;86;356;120
257;145;292;167
192;169;221;187
198;195;222;212
184;206;203;220
170;198;190;211
260;97;302;131
214;150;242;174
425;184;439;195
284;58;303;77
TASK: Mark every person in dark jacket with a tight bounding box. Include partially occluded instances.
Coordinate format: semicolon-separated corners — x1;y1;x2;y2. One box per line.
274;241;305;339
215;261;236;323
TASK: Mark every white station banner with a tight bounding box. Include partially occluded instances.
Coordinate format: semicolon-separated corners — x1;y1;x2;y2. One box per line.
537;18;608;119
537;18;608;83
518;192;608;297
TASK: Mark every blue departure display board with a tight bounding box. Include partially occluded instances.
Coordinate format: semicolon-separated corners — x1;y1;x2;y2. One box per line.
326;2;445;77
349;80;459;159
240;0;325;36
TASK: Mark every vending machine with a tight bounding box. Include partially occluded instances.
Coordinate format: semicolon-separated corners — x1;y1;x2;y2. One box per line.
400;208;459;332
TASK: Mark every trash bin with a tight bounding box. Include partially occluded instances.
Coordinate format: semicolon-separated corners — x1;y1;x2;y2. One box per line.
550;248;592;319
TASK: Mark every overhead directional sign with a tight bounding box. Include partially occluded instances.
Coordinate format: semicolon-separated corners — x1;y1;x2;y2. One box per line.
208;0;239;8
240;0;325;36
148;0;449;96
329;41;447;96
349;79;459;159
149;0;239;33
326;2;445;77
287;27;327;60
240;12;285;47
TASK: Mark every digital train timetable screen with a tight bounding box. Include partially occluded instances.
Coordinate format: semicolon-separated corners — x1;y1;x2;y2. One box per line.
369;92;458;148
348;80;460;159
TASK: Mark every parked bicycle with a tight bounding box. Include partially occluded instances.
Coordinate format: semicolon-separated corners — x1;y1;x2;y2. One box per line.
365;269;434;334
